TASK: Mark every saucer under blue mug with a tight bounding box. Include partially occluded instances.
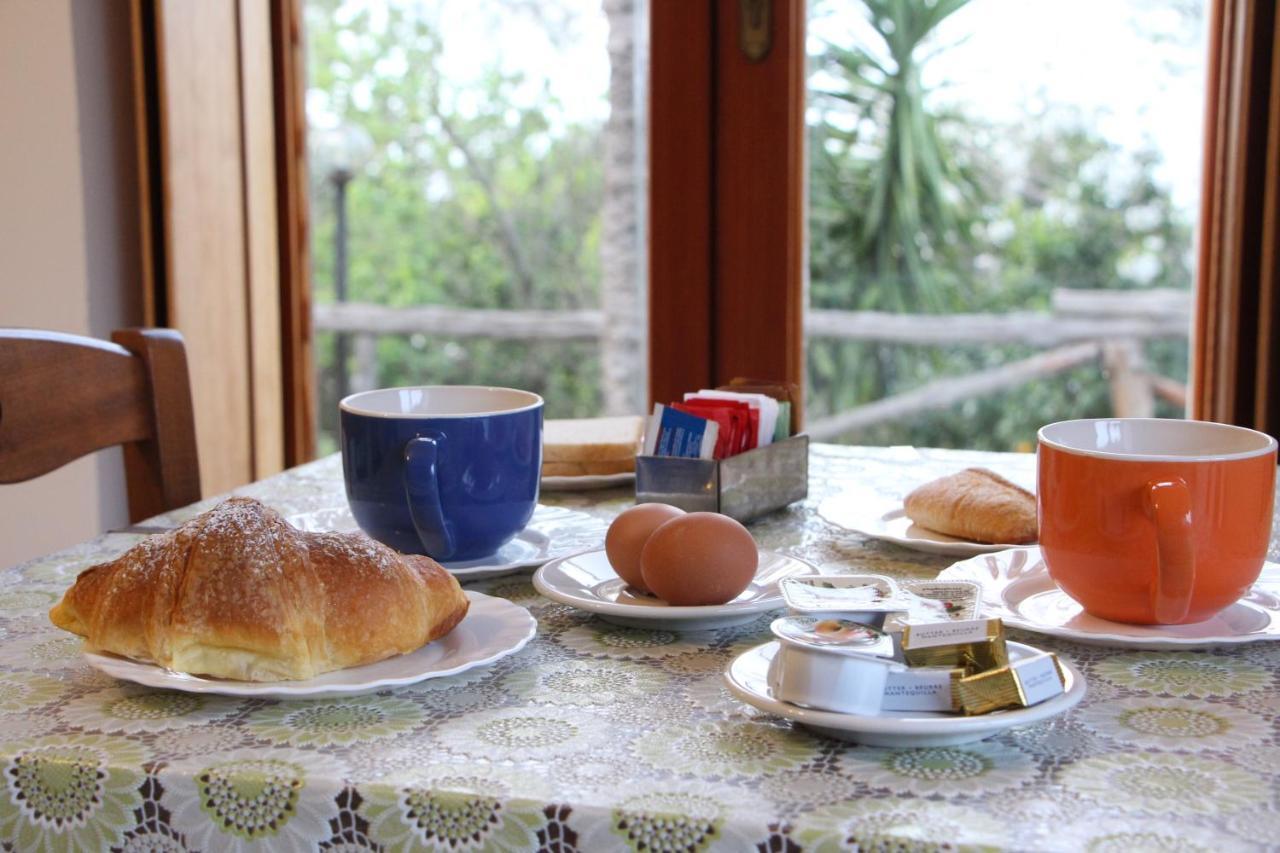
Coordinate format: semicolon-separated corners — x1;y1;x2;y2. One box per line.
340;386;543;561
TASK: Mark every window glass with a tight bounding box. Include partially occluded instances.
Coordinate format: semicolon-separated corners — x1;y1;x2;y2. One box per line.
306;0;648;451
806;0;1206;450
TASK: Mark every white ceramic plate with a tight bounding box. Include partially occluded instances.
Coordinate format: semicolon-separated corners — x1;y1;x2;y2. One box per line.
541;472;635;491
939;546;1280;649
724;640;1086;747
817;490;1029;556
533;548;820;630
287;507;554;580
83;591;535;700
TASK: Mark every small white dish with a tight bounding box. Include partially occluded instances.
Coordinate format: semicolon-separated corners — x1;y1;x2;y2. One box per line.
725;640;1086;747
541;472;635;491
83;591;535;700
288;506;557;580
817;490;1027;556
533;548;820;630
939;546;1280;649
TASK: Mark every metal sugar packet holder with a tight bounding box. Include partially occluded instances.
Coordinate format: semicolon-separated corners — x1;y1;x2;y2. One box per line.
633;433;809;522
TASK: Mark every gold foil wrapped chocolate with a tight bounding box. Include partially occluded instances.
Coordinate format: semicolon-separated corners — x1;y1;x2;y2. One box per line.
956;651;1067;715
899;618;1008;673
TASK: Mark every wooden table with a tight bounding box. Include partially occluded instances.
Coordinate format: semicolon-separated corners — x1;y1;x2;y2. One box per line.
1;445;1275;851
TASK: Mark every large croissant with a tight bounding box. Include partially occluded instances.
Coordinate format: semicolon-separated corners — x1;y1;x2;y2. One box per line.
903;467;1037;545
49;497;469;681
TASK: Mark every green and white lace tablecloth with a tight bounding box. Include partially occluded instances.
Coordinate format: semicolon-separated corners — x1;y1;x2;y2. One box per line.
2;444;1277;851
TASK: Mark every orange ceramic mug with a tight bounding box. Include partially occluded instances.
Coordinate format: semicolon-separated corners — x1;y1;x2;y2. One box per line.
1038;418;1276;625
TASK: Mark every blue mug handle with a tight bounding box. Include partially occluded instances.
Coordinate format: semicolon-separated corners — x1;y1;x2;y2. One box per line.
403;435;456;560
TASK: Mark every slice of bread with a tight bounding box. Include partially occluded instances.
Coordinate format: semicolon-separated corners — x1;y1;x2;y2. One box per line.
543;416;644;463
903;468;1037;544
543;458;635;477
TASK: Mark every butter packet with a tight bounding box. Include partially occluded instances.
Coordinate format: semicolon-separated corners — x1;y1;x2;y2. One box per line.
881;666;965;713
956;651;1067;715
900;617;1008;673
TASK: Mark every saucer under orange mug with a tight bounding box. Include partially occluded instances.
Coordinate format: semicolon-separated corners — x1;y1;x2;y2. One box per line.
1038;418;1277;625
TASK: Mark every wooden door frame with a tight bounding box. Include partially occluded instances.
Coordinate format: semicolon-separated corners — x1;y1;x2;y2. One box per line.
271;0;317;464
131;0;315;475
649;0;807;422
1182;0;1278;435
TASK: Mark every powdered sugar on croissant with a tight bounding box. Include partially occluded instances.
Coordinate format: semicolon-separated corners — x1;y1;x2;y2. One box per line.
49;497;469;681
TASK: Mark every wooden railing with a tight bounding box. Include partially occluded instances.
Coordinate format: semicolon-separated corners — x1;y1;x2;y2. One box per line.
313;287;1192;438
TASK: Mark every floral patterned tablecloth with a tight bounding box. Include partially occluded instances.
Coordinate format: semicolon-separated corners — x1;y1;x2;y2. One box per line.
1;444;1277;852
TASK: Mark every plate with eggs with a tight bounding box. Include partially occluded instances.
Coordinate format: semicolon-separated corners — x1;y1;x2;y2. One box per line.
533;504;821;630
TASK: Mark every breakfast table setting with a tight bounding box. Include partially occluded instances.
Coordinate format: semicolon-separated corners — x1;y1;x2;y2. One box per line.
1;384;1278;852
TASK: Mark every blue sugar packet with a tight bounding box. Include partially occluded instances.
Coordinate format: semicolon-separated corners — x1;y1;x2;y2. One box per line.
643;404;718;459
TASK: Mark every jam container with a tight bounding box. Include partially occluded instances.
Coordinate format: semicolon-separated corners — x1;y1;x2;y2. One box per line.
778;574;911;629
766;615;900;715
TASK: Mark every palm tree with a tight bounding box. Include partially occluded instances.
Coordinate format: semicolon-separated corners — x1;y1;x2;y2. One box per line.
815;0;980;314
810;0;982;409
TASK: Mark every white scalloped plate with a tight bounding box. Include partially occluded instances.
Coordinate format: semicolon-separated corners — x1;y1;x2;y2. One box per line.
83;591;535;699
817;491;1027;556
938;546;1280;649
533;548;820;630
724;640;1086;747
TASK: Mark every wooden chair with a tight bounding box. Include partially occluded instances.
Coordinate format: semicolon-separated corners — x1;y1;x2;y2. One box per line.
0;328;201;522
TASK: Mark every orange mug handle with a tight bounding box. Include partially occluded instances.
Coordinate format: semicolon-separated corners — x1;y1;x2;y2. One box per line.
1144;478;1195;624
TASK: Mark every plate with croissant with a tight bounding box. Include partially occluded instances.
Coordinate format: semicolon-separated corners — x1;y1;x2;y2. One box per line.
818;468;1038;556
48;498;536;699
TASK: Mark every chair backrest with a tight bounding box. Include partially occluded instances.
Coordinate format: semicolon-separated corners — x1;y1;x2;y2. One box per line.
0;328;201;522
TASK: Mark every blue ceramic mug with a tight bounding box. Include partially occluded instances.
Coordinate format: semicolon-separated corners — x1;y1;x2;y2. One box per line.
340;386;543;561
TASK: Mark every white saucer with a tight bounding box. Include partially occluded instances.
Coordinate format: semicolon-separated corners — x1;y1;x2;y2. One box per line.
724;640;1086;747
287;506;563;580
533;548;820;630
83;591;535;700
817;490;1027;556
938;546;1280;649
441;531;550;578
541;472;635;491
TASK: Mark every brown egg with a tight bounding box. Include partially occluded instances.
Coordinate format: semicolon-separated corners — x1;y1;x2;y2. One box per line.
640;512;759;606
605;503;686;592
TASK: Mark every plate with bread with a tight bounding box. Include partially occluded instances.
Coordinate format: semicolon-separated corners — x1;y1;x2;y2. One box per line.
541;416;641;490
818;468;1037;556
50;498;536;698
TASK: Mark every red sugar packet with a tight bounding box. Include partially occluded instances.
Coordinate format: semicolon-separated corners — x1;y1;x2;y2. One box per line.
684;397;758;454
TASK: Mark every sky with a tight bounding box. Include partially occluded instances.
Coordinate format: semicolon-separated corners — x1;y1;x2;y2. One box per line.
322;0;1208;215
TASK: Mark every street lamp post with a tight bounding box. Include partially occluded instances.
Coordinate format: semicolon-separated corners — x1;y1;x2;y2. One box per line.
310;123;374;411
331;165;354;404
